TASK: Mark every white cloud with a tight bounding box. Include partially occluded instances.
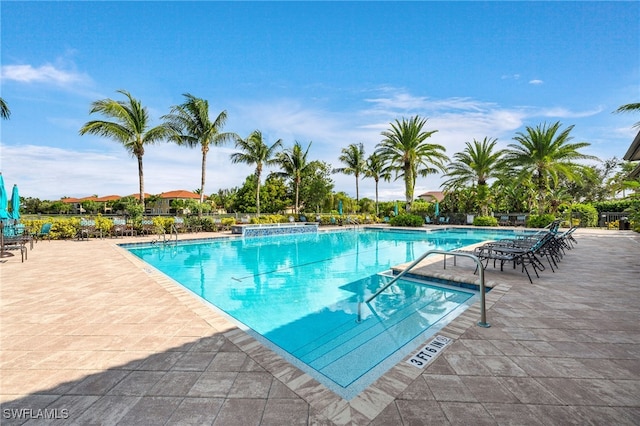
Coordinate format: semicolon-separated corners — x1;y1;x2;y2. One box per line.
1;63;91;86
537;106;604;119
529;79;544;85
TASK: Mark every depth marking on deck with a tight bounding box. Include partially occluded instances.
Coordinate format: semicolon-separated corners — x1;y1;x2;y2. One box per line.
407;335;452;368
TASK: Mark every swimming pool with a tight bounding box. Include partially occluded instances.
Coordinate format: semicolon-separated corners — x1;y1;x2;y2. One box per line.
124;227;523;399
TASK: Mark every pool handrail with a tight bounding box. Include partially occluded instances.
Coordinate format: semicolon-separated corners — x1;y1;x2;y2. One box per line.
362;249;490;328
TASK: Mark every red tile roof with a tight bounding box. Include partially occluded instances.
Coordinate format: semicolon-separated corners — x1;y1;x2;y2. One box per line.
159;190;200;199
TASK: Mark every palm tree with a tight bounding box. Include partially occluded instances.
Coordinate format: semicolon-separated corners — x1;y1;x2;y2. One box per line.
505;121;598;214
364;153;391;216
276;141;312;214
0;97;10;119
614;102;640;128
162;94;235;206
376;116;448;212
442;137;504;216
333;143;366;207
230;130;283;216
79;90;171;210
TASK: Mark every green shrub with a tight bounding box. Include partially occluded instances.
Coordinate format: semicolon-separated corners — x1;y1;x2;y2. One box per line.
221;217;236;228
389;214;424;227
527;214;556;228
568;203;598;227
472;216;498;227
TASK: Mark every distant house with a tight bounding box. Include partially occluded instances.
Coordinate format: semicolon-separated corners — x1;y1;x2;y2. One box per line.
61;195;120;214
147;190;201;215
417;191;445;203
624;130;640;178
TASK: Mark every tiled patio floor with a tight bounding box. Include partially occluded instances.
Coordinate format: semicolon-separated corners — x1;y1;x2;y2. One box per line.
1;228;639;425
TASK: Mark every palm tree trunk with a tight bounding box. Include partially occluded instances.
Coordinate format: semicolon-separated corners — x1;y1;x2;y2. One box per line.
375;178;379;216
256;170;261;216
404;163;413;212
295;175;300;214
200;151;207;204
137;154;145;211
200;150;207;218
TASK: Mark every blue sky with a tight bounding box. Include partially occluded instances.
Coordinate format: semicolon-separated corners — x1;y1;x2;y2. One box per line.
1;1;638;201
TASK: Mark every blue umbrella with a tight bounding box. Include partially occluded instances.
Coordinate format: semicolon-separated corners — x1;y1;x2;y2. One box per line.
9;184;20;220
434;202;440;218
394;202;398;216
338;200;343;216
0;173;8;220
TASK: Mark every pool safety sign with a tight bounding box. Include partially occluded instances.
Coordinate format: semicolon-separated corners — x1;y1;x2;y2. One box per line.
407;335;452;368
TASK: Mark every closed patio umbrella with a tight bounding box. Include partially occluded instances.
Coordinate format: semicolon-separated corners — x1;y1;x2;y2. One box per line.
338;200;343;216
434;201;440;218
9;184;20;220
394;202;398;216
0;174;7;258
0;173;8;220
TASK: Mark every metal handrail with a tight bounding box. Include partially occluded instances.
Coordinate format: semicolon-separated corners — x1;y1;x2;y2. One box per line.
360;249;490;328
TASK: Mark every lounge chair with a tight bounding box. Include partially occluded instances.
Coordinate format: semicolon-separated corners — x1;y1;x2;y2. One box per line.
514;215;527;226
475;233;557;283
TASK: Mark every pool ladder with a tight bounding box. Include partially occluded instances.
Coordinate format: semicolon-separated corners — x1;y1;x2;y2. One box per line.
357;249;490;328
152;225;179;245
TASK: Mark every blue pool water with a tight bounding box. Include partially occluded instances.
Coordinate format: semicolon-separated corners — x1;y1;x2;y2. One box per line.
124;227;524;398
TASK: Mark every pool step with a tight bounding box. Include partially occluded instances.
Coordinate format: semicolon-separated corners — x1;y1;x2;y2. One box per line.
294;281;471;387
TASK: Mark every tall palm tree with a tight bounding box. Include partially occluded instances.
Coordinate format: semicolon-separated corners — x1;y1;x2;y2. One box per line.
230;130;282;216
614;102;640;128
276;141;312;214
0;97;10;119
376;115;448;212
162;94;235;206
333;143;366;207
364;153;391;216
79;90;171;210
442;137;504;216
505;121;597;214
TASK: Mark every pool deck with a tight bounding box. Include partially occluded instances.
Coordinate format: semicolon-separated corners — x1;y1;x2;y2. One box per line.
1;227;639;425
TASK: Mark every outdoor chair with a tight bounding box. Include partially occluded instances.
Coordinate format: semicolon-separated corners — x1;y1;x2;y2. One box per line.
111;218;127;238
425;216;433;224
514;215;527;226
173;217;186;232
77;219;101;240
1;223;28;262
300;215;307;222
33;222;52;242
474;233;555;283
141;219;156;235
498;215;511;226
555;226;578;251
